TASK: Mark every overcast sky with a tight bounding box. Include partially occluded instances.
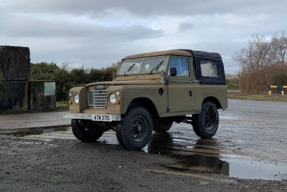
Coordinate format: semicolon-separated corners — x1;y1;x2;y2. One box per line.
1;0;287;74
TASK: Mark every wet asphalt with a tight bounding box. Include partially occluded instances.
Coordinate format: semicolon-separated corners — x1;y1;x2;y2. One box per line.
10;99;287;181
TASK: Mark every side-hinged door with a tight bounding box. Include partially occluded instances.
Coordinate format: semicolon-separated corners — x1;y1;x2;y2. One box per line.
192;56;227;110
167;56;195;113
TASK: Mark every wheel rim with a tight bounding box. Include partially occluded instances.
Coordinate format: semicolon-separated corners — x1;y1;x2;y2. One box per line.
79;121;89;133
130;116;147;141
203;107;217;132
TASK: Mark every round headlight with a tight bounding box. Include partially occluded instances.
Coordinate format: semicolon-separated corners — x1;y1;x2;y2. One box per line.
109;93;116;104
74;94;79;104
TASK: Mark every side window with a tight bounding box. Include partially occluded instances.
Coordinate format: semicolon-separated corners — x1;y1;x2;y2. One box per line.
200;59;219;77
169;57;189;77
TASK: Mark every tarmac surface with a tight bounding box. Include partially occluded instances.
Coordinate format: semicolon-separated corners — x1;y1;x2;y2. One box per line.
1;99;287;184
1;99;287;191
0;111;70;135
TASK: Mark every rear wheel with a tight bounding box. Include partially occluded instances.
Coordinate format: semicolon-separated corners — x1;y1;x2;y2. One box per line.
192;102;219;138
116;107;153;150
71;119;104;142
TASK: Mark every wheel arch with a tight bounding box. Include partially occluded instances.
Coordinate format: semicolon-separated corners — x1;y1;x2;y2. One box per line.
126;97;159;117
202;96;222;109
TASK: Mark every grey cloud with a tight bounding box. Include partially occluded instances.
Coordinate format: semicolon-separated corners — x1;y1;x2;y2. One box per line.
1;14;90;38
8;0;287;17
178;22;193;32
2;0;287;74
1;12;162;40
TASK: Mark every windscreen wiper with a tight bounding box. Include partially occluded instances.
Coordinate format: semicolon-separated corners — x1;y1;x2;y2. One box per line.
124;63;135;76
149;61;164;74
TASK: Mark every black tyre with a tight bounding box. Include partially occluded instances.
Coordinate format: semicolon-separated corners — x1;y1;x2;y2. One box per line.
116;107;153;150
192;102;219;138
153;118;173;133
71;119;104;142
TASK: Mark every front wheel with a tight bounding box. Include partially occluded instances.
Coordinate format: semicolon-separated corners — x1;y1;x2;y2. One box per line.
192;102;219;138
116;107;153;150
71;119;104;142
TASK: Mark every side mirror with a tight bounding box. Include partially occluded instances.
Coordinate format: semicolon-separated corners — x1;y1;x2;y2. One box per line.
170;67;177;77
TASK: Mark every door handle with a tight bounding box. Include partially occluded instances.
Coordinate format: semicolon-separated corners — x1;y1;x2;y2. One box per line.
189;90;192;96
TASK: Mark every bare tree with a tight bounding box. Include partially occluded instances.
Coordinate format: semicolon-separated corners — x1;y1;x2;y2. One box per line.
270;32;287;69
234;33;287;93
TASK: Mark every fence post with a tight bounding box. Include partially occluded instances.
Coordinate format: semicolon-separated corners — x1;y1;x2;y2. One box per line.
267;86;271;95
278;86;284;96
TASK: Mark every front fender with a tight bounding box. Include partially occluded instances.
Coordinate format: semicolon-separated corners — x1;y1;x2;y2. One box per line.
68;87;88;113
119;85;168;115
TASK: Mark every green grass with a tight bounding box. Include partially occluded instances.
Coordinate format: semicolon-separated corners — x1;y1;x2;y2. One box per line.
56;101;69;110
228;93;287;102
226;79;240;90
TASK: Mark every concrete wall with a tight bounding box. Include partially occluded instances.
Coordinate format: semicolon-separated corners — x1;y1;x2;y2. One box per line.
0;46;57;113
0;46;30;113
0;81;28;113
29;81;56;112
0;46;30;81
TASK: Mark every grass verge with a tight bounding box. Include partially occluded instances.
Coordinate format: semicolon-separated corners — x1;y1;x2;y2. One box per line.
54;93;286;111
228;92;287;102
56;101;69;110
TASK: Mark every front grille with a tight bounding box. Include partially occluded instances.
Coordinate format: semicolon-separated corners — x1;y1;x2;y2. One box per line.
93;86;107;108
87;91;94;106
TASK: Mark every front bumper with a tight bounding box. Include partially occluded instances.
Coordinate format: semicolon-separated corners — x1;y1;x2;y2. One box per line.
63;112;121;122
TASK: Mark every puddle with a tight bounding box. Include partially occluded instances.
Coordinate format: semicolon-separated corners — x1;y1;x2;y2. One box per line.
163;154;229;175
17;128;287;181
43;128;55;133
10;126;70;137
222;158;287;181
147;132;287;181
220;115;239;120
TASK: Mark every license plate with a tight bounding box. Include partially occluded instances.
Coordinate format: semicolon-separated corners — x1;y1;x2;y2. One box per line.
92;114;112;122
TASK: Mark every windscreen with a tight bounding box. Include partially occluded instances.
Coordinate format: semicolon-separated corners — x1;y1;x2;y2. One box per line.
118;56;168;75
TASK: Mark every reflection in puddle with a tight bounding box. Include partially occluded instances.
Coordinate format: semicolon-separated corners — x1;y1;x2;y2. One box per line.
220;115;239;120
148;133;287;181
26;130;287;181
163;154;229;176
224;158;287;181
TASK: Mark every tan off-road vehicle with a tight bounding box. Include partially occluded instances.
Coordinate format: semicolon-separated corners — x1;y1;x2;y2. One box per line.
64;49;228;150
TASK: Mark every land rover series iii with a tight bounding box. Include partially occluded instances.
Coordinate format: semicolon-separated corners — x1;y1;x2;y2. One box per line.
64;49;228;150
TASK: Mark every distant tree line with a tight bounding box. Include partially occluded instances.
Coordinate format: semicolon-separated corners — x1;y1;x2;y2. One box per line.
30;62;118;101
234;32;287;93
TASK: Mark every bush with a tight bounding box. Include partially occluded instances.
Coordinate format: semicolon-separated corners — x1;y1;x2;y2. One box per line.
235;33;287;94
274;74;287;85
226;78;240;90
30;62;118;101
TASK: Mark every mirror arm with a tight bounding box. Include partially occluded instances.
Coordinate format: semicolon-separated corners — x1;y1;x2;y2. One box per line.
160;70;168;85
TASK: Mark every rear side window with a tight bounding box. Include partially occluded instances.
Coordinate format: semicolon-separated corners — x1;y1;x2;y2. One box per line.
200;59;219;77
197;58;225;85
